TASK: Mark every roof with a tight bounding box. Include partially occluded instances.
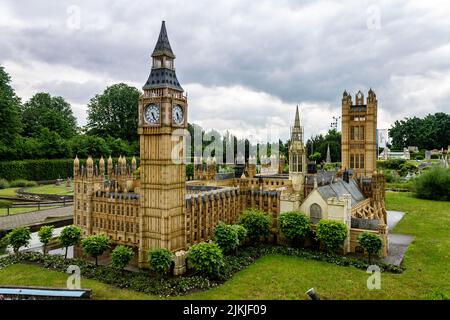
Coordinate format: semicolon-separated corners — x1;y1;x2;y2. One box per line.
142;68;183;91
294;105;301;128
152;21;174;58
316;179;366;206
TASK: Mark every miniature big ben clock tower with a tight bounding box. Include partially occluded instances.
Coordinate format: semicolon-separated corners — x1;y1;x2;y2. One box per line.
138;21;187;267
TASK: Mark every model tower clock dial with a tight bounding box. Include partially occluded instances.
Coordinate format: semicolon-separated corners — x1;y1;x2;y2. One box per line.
144;104;160;124
172;105;184;125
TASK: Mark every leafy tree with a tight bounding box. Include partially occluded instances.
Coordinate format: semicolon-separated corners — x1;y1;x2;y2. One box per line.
38;225;54;256
316;220;348;253
239;209;272;243
279;211;311;246
231;224;248;246
21;92;77;139
111;245;134;271
309;152;322;162
148;248;173;276
68;134;111;158
187;242;224;278
413;167;450;201
59;225;82;258
81;234;110;266
358;232;383;264
7;227;31;256
213;222;239;253
86;83;140;142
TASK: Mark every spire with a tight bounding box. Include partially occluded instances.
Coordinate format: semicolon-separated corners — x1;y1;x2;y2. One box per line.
152;21;174;58
294;105;301;128
326;144;331;163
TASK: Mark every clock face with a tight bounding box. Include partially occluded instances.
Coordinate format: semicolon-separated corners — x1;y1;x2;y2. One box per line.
172;105;184;125
144;104;160;124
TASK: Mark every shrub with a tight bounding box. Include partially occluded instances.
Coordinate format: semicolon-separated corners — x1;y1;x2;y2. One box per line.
187;242;225;278
148;248;173;276
81;234;110;266
358;232;383;264
239;209;271;243
0;178;9;189
38;225;54;256
316;220;348;253
7;227;31;255
0;199;12;208
231;224;248;246
9;179;38;188
59;225;82;258
111;245;134;271
279;211;311;245
413;167;450;201
214;221;239;253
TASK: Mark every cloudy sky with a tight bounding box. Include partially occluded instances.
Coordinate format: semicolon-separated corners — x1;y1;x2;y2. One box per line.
1;0;449;142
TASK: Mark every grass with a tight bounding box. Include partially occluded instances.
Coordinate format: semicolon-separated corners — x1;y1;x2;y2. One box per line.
0;187;19;197
26;184;74;196
0;192;448;299
0;206;60;217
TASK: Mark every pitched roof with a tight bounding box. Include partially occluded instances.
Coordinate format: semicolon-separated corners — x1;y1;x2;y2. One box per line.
316;179;366;206
294;105;301;128
152;21;175;58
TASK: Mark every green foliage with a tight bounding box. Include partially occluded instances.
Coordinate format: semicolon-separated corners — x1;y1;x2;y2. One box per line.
111;245;134;271
358;232;383;263
413;167;450;201
59;225;82;258
9;179;37;188
309;152;322;161
316;220;348;252
279;211;311;244
188;242;225;278
239;209;272;242
81;234;110;266
231;224;248;246
0;199;12;208
378;158;407;170
0;179;10;189
148;248;173;276
0;159;73;181
186;163;194;180
306;129;342;163
38;225;54;256
214;222;239;253
7;227;31;255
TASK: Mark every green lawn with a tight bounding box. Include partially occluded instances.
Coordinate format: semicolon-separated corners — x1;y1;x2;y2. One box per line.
0;206;60;217
26;184;73;196
0;187;19;197
0;192;448;299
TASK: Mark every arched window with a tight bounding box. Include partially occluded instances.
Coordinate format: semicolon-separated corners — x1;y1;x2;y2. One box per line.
310;203;322;224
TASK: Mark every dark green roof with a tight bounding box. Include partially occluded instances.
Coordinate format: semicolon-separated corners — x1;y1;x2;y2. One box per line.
152;21;175;58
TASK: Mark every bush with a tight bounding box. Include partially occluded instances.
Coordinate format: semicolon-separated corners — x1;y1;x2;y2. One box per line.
0;178;9;189
239;209;272;243
111;245;134;271
7;227;31;255
148;248;173;276
9;179;38;188
231;224;248;246
358;232;383;264
377;159;406;170
59;225;82;258
187;242;225;278
316;220;348;253
37;225;54;256
279;211;311;245
413;167;450;201
81;234;110;266
214;222;239;253
0;199;12;208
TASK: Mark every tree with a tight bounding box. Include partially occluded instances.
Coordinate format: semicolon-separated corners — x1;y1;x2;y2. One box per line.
81;234;110;266
86;83;140;142
38;225;54;256
148;248;173;277
239;209;272;243
7;227;31;256
278;211;311;246
231;224;248;247
316;220;348;253
187;242;224;278
59;225;82;259
309;152;322;162
21;92;77;139
213;221;239;254
413;167;450;201
0;66;22;159
111;245;134;271
358;232;383;264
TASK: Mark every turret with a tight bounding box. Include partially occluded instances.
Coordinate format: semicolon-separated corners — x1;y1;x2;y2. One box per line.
73;156;80;177
86;156;94;177
99;156;105;175
107;155;113;176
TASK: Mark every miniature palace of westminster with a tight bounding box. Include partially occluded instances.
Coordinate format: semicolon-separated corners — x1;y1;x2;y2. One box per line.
73;22;388;273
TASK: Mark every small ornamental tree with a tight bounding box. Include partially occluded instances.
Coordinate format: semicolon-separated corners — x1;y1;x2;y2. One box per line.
111;245;134;271
148;248;173;277
232;224;248;246
81;234;110;266
358;232;383;264
8;227;31;256
278;211;311;246
316;220;348;253
187;242;224;278
59;225;82;259
239;209;271;243
214;221;239;253
38;225;54;256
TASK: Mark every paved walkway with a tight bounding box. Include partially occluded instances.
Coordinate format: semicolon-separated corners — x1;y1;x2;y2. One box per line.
0;206;73;231
384;210;414;266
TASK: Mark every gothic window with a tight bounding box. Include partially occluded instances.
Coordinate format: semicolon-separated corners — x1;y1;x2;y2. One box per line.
83;184;87;193
355;126;359;140
350;126;354;140
361;126;365;140
350;154;355;168
310;203;322;224
360;154;365;169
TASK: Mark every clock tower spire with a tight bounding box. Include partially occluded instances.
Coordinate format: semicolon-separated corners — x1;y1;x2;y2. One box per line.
138;21;188;267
